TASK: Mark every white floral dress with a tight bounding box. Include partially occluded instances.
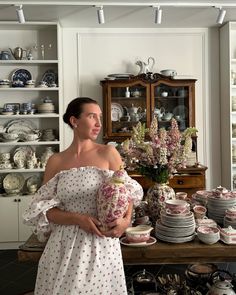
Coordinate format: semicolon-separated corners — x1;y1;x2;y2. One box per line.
23;167;143;295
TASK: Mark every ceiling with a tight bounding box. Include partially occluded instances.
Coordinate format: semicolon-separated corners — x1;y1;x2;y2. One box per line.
0;0;236;28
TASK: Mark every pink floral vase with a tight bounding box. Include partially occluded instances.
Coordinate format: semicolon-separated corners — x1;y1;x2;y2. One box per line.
146;182;175;224
97;170;131;231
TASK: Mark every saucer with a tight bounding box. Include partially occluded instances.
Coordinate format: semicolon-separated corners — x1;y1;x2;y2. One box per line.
120;236;156;247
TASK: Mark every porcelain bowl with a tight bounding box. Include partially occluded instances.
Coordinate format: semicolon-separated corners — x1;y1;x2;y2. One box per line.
125;225;153;243
2;132;19;140
197;226;220;244
165;199;189;214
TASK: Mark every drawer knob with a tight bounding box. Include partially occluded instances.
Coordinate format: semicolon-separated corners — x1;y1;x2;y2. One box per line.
177;180;184;185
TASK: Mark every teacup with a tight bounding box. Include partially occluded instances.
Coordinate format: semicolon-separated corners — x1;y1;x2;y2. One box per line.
175;191;188;200
165;199;189;214
193;205;207;219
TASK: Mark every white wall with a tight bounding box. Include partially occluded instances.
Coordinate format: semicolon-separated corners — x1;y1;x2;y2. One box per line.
61;27;221;189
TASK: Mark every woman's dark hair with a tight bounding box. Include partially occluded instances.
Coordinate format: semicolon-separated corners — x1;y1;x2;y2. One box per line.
63;97;98;128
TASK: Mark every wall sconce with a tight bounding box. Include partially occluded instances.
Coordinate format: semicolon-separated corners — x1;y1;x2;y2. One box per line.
96;6;105;24
15;4;25;24
216;6;226;24
154;6;162;24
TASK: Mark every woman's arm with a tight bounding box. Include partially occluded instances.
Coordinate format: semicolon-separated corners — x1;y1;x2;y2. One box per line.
46;208;104;237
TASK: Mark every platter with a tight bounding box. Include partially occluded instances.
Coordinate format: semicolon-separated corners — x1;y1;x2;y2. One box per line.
26;175;42;189
111;103;124;121
3;173;24;190
11;69;32;85
120;236;157;247
108;73;132;78
41;69;58;86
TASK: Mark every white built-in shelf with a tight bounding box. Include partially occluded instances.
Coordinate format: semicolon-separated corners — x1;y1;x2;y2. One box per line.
0;60;58;64
0;87;59;91
0;114;59;118
0;168;44;173
0;141;60;146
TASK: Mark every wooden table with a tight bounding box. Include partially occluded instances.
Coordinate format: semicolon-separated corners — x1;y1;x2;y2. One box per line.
18;234;236;265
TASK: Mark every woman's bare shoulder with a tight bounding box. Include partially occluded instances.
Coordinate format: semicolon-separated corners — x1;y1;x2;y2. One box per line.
97;143;123;170
43;152;66;183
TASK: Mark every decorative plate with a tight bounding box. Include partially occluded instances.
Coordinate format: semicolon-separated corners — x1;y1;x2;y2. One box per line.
13;146;34;165
11;69;32;85
111;103;124;121
3;173;24;190
41;69;58;86
120;236;157;247
173;105;188;119
26;175;42;189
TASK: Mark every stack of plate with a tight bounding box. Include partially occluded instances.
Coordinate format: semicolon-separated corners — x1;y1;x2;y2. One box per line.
207;193;236;225
37;102;55;114
106;73;133;80
155;210;196;243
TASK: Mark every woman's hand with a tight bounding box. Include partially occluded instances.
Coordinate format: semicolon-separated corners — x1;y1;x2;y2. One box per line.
77;213;104;238
102;215;131;238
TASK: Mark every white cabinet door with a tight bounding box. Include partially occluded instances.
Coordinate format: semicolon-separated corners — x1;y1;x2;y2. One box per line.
18;195;33;242
0;196;18;242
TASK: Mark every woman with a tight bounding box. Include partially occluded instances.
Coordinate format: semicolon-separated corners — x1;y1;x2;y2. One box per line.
23;97;143;295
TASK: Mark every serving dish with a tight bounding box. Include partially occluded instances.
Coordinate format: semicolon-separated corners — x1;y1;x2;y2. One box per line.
125;225;153;243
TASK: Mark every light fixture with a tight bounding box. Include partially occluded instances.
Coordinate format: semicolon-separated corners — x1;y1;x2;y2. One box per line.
15;4;25;24
154;6;162;24
216;6;226;25
96;6;105;24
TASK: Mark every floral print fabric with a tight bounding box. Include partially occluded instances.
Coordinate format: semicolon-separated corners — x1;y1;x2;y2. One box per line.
23;167;143;295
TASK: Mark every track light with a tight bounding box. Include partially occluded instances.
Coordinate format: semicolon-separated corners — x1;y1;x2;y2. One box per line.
15;4;25;24
216;7;226;25
154;6;162;24
96;6;105;24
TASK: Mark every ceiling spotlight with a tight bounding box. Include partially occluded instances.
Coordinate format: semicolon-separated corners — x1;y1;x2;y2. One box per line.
96;6;105;24
15;4;25;24
154;6;162;24
216;7;226;25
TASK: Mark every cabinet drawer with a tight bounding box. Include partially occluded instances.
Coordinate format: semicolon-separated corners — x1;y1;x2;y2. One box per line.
169;175;205;188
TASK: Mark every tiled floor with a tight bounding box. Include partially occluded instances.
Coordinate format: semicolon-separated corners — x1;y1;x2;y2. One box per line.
0;250;37;295
0;249;235;295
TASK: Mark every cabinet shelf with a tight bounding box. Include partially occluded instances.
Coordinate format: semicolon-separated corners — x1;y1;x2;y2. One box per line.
0;114;60;118
0;168;44;173
0;87;59;91
0;60;58;65
0;141;60;146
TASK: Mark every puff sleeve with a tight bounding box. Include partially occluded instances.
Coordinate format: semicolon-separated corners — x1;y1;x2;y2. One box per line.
23;173;63;241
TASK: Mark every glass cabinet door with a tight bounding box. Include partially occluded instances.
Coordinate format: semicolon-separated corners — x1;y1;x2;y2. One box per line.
107;81;150;138
151;82;195;131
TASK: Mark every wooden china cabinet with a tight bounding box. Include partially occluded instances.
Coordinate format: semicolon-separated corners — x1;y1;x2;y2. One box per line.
100;73;207;196
100;73;196;142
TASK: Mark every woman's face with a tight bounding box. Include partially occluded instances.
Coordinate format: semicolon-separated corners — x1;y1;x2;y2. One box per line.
75;103;102;140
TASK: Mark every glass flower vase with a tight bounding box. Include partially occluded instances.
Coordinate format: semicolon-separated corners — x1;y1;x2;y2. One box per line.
146;182;175;224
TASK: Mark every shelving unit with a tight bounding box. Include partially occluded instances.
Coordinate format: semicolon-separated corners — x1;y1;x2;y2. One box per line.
220;22;236;189
0;22;61;247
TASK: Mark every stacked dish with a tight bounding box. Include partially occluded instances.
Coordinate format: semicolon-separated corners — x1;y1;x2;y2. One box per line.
207;192;236;225
155;210;196;243
0;79;10;88
37;102;55;114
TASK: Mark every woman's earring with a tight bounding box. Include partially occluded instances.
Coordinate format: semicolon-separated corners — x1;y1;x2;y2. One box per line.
74;125;77;128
